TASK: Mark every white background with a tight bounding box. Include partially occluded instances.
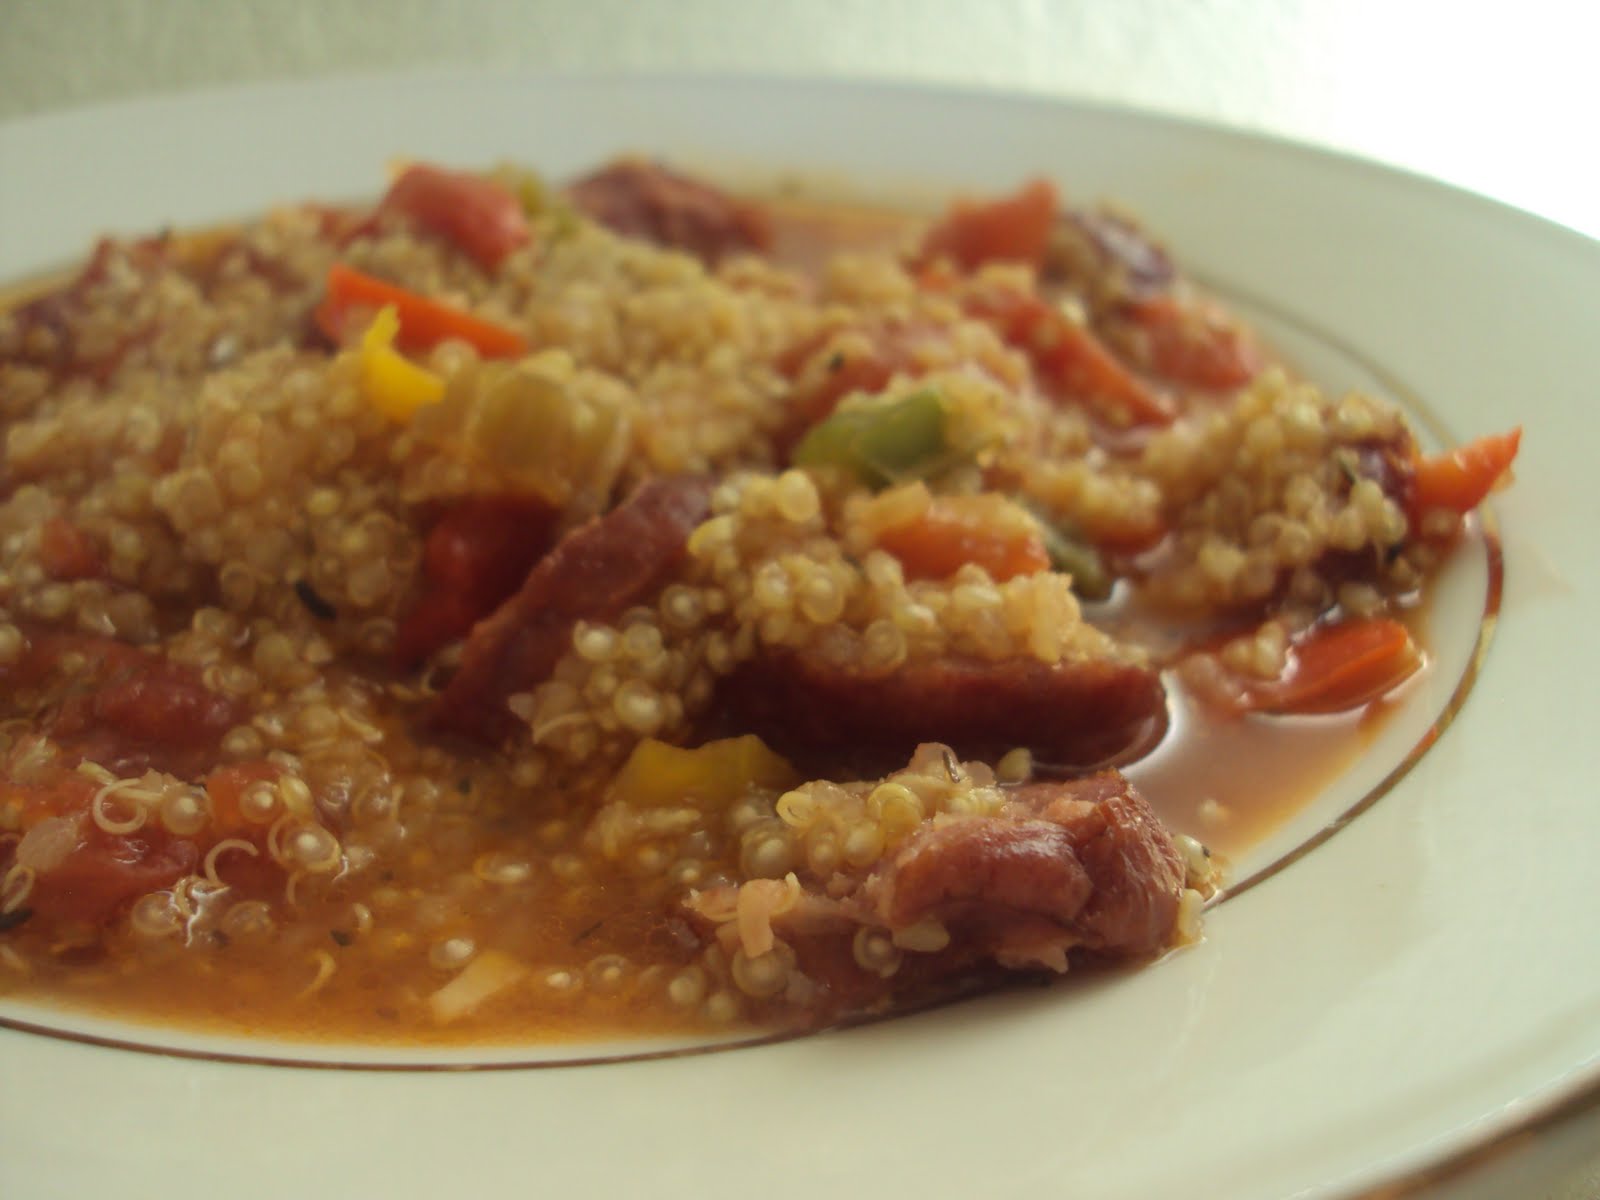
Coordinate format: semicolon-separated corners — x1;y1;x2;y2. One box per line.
4;0;1597;240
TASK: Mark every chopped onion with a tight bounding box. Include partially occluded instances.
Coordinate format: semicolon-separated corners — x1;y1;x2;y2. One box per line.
427;950;529;1024
16;816;81;873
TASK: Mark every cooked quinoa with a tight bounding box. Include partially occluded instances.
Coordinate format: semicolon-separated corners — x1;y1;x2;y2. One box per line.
0;160;1512;1039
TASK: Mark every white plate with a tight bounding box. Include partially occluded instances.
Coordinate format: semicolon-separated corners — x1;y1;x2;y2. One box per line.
1;73;1596;1200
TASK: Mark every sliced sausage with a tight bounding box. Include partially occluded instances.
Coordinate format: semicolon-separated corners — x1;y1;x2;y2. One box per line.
717;650;1167;774
1043;207;1175;308
394;493;560;667
433;476;713;742
683;759;1187;1020
877;772;1185;966
1311;429;1420;588
566;160;774;264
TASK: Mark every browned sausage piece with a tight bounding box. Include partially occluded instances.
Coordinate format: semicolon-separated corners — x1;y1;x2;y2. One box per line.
433;476;713;742
683;762;1186;1018
1043;207;1175;309
566;160;774;264
717;650;1167;774
1311;429;1419;588
876;772;1185;966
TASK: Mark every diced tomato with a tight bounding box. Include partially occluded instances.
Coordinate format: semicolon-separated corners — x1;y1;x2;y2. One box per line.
774;320;966;453
1410;428;1521;520
27;825;198;927
315;264;530;359
803;351;898;424
967;287;1175;426
48;658;240;770
38;517;103;581
395;494;559;666
1125;294;1264;391
305;203;380;247
4;765;96;826
379;163;531;270
875;497;1051;583
918;178;1059;271
775;328;902;436
86;660;239;750
17;634;240;777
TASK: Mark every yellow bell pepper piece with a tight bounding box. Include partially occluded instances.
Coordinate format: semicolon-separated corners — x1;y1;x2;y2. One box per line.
607;736;800;811
359;305;446;422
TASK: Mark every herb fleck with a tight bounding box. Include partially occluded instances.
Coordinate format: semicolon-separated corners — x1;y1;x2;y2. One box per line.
0;907;33;932
294;579;337;620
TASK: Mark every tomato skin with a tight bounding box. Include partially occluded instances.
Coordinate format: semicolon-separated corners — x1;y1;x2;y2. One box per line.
1126;295;1264;391
379;163;531;270
967;287;1175;426
395;495;558;666
777;332;898;433
7;634;240;778
919;178;1059;270
774;324;927;451
86;661;240;751
27;826;198;927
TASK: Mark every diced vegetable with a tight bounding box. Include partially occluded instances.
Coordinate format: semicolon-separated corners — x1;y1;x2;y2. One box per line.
1411;428;1521;518
356;306;446;422
379;163;531;270
505;167;551;217
919;178;1059;270
967;288;1175;426
13;814;81;872
450;361;632;510
1035;519;1113;601
315;263;530;359
1126;294;1263;391
875;494;1050;583
792;389;952;487
775;328;900;434
428;950;530;1024
1261;617;1423;714
607;736;799;811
